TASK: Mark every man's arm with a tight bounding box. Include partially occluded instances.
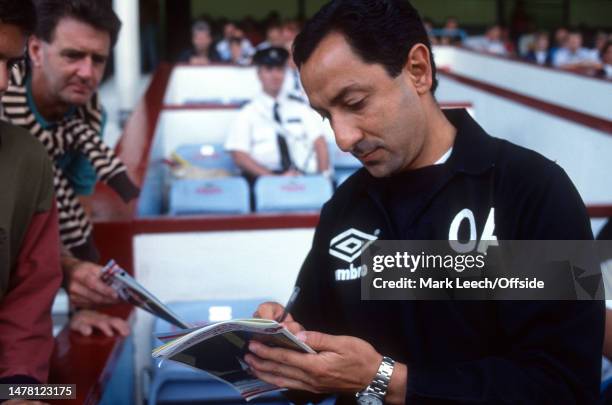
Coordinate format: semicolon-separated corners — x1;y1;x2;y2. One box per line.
0;202;62;383
61;253;118;307
230;151;275;178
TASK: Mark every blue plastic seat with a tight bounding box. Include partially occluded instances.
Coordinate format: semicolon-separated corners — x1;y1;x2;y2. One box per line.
148;299;289;405
169;177;250;215
173;143;237;173
254;175;333;213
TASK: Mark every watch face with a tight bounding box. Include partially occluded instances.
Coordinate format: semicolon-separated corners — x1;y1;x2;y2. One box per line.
357;394;383;405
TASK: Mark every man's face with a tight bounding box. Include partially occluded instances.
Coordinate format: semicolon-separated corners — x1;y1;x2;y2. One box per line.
535;35;549;51
267;27;284;47
30;17;110;106
257;65;286;98
603;46;612;65
567;33;582;52
193;30;212;53
300;32;428;178
0;23;26;96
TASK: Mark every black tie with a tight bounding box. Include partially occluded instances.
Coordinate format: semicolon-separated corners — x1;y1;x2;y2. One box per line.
273;101;292;171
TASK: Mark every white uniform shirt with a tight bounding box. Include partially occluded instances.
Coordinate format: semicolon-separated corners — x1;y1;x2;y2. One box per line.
553;47;600;67
225;92;325;173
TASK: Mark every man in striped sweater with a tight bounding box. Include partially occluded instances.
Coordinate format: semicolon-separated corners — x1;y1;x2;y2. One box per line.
1;0;135;337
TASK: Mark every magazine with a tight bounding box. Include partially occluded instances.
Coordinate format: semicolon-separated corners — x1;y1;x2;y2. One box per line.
152;318;316;401
101;260;190;329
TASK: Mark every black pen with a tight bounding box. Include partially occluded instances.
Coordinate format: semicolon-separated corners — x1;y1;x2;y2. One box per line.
277;286;300;323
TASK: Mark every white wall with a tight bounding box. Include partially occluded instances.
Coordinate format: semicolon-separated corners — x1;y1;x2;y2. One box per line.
132;227;314;397
157;109;241;156
164;66;261;105
433;46;612;121
436;75;612;206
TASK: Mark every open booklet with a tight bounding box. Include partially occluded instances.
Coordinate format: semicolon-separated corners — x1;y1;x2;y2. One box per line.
101;260;190;329
152;318;316;401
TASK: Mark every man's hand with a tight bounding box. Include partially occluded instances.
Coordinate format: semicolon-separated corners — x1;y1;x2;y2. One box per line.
253;301;304;335
62;257;118;307
69;309;130;337
244;331;382;394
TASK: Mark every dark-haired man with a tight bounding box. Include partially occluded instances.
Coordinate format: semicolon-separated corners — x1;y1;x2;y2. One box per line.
1;0;133;338
248;1;603;404
0;0;62;394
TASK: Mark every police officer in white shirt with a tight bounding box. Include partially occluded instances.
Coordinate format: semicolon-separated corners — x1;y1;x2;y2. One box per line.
225;47;330;181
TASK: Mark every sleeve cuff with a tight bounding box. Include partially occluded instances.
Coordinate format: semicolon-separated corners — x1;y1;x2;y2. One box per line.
107;172;140;203
0;375;41;384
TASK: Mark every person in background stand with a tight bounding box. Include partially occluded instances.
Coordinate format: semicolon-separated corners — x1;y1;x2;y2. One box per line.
178;19;219;65
216;21;254;63
525;31;553;66
256;23;285;51
0;0;62;400
225;47;329;182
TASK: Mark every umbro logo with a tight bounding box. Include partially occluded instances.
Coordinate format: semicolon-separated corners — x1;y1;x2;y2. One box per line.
329;228;379;263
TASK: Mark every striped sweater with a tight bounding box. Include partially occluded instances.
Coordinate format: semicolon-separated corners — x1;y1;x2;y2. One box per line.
1;63;139;261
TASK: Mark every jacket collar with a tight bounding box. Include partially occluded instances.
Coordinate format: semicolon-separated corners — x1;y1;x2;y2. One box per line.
443;108;498;175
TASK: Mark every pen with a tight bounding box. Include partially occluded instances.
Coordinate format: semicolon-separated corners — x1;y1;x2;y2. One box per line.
277;286;300;323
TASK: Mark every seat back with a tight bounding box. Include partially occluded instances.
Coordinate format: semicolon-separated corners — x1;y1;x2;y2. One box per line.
173;143;236;173
254;175;333;212
169;177;250;215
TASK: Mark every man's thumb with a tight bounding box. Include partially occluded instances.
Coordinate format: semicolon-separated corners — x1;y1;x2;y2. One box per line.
296;331;335;351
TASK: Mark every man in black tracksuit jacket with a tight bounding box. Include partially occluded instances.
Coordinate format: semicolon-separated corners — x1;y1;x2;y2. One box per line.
245;1;604;404
288;108;603;404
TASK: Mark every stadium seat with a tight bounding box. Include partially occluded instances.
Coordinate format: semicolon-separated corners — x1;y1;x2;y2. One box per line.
168;177;250;215
147;299;290;405
173;143;237;173
254;175;333;212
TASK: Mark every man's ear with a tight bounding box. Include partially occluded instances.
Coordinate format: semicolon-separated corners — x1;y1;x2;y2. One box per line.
28;36;43;67
403;43;433;95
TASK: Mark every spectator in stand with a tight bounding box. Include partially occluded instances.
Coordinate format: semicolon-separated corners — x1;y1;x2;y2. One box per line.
550;26;569;61
593;31;610;60
553;31;601;73
216;21;254;63
598;41;612;79
525;31;553;66
439;16;463;45
281;19;301;51
500;26;516;55
464;25;507;55
228;34;252;66
422;17;438;45
178;19;219;65
241;15;263;46
256;23;285;51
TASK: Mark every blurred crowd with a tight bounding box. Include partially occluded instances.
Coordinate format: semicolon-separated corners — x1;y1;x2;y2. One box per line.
177;14;300;68
424;16;611;78
178;13;611;81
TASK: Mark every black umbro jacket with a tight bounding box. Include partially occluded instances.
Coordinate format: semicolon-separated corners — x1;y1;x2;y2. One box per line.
291;109;604;404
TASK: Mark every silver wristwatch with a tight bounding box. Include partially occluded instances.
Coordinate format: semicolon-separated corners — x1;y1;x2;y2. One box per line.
356;356;395;405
